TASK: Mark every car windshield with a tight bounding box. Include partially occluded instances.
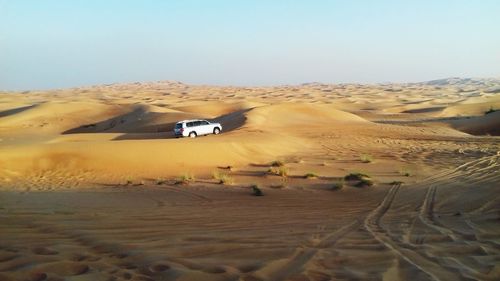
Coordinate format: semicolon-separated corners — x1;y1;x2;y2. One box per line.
175;123;183;129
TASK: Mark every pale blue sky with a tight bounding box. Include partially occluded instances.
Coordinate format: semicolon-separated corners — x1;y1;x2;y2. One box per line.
1;0;499;90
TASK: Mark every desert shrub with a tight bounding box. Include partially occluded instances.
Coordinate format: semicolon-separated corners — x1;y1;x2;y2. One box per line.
485;107;497;115
344;172;374;187
344;172;370;181
304;172;318;179
156;178;167;185
175;172;195;185
124;176;134;185
360;154;373;163
268;166;288;177
270;160;285;167
212;170;234;185
251;184;263;196
389;181;404;185
355;178;374;187
331;179;345;190
399;168;411;177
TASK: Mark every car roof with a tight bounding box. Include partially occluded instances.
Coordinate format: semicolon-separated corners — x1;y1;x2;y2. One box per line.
176;119;207;124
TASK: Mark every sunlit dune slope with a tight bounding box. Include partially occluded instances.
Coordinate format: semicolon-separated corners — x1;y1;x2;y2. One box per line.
0;101;371;183
0;78;498;188
0;101;124;133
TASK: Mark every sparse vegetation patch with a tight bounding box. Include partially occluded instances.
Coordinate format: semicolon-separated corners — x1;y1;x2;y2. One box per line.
270;160;285;167
304;172;318;179
251;184;263;196
344;172;374;188
212;170;234;185
399;167;412;177
355;178;374;188
175;172;195;185
125;177;133;186
156;178;167;185
389;181;404;185
360;154;373;163
268;166;288;177
331;179;345;190
344;172;370;181
485;107;497;115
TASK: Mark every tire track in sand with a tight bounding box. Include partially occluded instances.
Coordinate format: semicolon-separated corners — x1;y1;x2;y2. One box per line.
249;220;360;281
248;183;403;281
418;185;498;280
364;183;462;281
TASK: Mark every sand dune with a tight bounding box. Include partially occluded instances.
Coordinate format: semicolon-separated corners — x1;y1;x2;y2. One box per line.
0;101;123;132
439;95;500;117
245;103;368;128
446;111;500;136
0;78;499;280
171;100;265;117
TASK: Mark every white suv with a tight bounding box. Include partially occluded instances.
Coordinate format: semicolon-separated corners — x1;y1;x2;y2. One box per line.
174;120;222;138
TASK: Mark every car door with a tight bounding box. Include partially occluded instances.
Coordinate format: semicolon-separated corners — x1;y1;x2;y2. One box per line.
200;120;211;135
190;121;200;135
186;122;194;135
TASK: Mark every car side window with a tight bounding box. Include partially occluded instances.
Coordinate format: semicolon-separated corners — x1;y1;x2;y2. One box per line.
202;121;209;125
187;122;193;127
194;121;201;126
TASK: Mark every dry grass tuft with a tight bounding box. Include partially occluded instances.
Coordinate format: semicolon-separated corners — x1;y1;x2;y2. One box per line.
175;172;195;185
360;154;373;163
212;170;234;185
270;160;285;167
268;166;288;177
344;172;370;181
304;172;318;179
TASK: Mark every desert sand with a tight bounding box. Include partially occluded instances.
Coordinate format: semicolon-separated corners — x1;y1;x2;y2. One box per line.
0;77;499;281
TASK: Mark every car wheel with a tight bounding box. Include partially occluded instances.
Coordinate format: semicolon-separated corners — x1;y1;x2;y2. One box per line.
189;132;197;138
213;127;220;135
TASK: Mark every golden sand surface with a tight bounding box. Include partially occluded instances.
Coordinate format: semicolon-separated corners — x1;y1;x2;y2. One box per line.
0;78;499;280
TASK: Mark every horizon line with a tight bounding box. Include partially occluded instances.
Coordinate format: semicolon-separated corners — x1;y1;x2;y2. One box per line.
2;76;500;92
